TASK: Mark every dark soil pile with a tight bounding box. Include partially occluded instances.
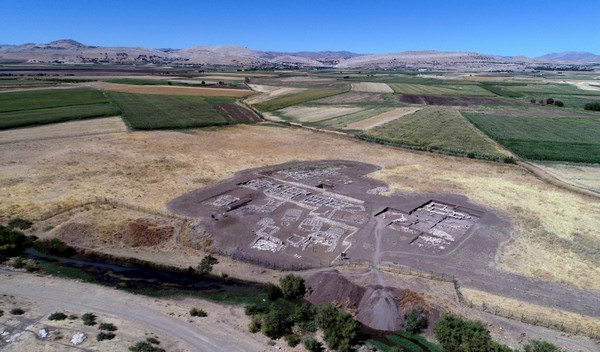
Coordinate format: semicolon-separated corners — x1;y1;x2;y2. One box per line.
305;269;432;331
305;269;366;313
123;218;174;247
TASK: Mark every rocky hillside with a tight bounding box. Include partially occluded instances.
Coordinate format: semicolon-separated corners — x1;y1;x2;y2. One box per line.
1;39;599;69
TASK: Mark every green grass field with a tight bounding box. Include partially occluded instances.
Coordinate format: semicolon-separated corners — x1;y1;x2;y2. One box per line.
0;89;120;130
106;92;233;130
464;113;600;163
360;107;507;160
388;83;495;96
252;87;349;111
0;89;111;112
368;330;444;352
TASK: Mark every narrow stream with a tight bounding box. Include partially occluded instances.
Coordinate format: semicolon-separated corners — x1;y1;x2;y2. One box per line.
25;249;265;299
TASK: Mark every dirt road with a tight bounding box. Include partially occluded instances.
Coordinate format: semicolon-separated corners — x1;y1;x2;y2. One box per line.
0;268;267;352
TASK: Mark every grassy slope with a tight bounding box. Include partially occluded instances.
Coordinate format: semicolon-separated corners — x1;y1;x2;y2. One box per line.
464;113;600;163
360;107;506;160
0;89;120;130
106;91;233;130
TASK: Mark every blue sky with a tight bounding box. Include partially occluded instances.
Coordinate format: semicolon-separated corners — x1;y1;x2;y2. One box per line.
1;0;598;56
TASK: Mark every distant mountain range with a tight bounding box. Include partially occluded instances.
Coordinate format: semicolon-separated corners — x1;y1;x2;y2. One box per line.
0;39;598;69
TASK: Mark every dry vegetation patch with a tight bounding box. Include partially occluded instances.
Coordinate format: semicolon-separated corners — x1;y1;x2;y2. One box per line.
245;84;306;104
0;125;598;291
276;105;363;123
351;82;394;93
0;117;127;144
345;107;421;130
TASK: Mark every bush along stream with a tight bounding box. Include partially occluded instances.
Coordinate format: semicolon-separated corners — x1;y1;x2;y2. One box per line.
1;224;568;352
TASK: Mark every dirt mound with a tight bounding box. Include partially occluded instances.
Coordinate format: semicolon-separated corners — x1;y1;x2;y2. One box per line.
357;285;403;331
305;269;366;313
305;269;431;331
57;222;95;246
123;218;174;247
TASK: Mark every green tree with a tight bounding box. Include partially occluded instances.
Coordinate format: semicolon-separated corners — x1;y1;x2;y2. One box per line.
261;306;293;339
279;274;306;299
434;315;511;352
197;254;218;275
554;100;564;107
266;283;283;301
403;305;428;334
584;102;600;111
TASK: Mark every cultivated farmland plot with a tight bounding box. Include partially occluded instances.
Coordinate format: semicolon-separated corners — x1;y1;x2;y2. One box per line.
275;105;364;123
106;92;233;130
0;88;120;130
351;82;394;93
464;113;600;163
361;107;508;160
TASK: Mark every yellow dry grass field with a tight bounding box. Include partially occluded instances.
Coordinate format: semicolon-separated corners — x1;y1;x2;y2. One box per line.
344;107;422;130
351;82;394;93
460;288;600;336
0;125;598;292
277;105;364;123
90;81;253;97
0;117;128;144
531;162;600;194
245;84;306;104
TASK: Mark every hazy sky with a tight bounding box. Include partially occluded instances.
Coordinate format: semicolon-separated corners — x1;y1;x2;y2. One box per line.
2;0;598;56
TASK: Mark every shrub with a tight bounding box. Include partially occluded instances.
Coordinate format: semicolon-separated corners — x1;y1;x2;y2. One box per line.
68;314;79;320
9;256;25;268
33;238;77;257
584;102;600;111
261;306;293;339
315;304;360;352
279;274;306;299
304;336;323;352
129;341;165;352
249;315;262;333
0;225;27;260
244;303;268;316
434;315;512;352
285;334;301;347
503;156;517;164
403;306;428;334
25;259;38;272
97;332;115;341
10;308;25;315
545;98;555;105
554;100;564;107
523;339;565;352
146;337;160;345
197;254;218;274
267;283;283;301
8;218;33;230
99;322;118;331
190;308;207;317
48;312;67;321
81;312;97;326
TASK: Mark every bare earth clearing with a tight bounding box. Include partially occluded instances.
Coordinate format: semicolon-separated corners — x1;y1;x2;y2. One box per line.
345;107;421;130
87;81;254;97
0;117;127;144
350;82;394;93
